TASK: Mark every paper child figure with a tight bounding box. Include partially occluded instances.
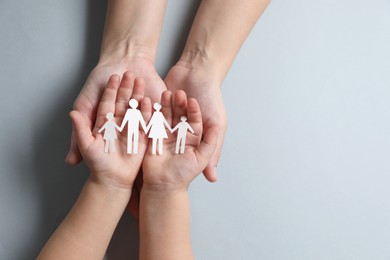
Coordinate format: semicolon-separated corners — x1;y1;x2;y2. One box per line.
120;99;147;154
98;112;121;153
146;102;172;155
171;116;194;154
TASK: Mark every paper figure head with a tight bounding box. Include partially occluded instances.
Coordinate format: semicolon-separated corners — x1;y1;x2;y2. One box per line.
153;102;162;111
129;99;138;108
106;112;114;120
180;116;187;122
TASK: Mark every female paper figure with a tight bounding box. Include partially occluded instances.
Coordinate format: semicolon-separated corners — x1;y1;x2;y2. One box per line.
98;112;121;153
146;102;172;155
171;116;194;154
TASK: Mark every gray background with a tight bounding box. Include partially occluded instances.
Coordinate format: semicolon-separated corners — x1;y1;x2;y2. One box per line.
1;0;390;259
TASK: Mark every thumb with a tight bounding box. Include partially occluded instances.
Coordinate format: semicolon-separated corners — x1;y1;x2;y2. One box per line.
69;110;94;152
195;127;219;172
65;130;83;164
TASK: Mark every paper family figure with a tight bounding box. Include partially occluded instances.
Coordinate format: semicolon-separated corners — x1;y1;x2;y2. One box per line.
120;99;147;154
98;100;195;155
145;102;172;155
171;116;194;154
98;112;121;153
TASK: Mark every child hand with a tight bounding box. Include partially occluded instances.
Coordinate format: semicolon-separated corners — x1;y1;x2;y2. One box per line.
70;72;152;190
142;90;218;192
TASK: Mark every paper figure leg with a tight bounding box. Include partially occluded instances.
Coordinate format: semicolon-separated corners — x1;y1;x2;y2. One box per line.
110;141;115;152
175;137;181;154
179;135;186;154
158;138;163;155
152;138;157;155
133;131;139;154
127;135;133;154
104;141;109;153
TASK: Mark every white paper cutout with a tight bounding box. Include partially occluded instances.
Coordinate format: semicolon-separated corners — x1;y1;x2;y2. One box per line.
119;99;147;154
171;116;194;154
145;102;172;155
98;112;121;153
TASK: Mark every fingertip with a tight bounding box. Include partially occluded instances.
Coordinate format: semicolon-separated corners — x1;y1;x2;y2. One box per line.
65;152;82;165
123;71;135;80
174;90;187;106
203;165;218;182
187;98;200;110
108;74;121;89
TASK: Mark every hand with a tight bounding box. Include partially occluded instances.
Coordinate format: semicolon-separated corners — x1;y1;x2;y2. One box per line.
66;56;166;165
165;62;227;182
69;73;152;189
142;90;218;192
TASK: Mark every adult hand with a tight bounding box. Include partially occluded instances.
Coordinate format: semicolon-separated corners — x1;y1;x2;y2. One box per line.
164;61;227;182
65;56;166;165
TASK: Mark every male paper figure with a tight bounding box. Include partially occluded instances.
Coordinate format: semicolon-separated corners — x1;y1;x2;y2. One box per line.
171;116;194;154
120;99;147;154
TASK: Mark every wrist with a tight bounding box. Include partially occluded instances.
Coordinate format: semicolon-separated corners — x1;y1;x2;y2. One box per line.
142;183;188;195
179;45;226;85
88;174;133;194
99;40;156;66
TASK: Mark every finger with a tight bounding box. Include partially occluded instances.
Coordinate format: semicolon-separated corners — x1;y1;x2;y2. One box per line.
203;126;226;182
69;111;94;152
141;97;152;123
95;75;120;128
187;98;202;138
161;90;173;125
194;127;219;171
65;130;83;164
131;77;145;102
173;90;187;127
115;71;135;117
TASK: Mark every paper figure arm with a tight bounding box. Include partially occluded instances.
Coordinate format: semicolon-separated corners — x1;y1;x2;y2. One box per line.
145;116;154;133
171;124;179;133
119;112;128;132
164;118;173;133
98;123;107;134
139;113;148;133
187;123;195;134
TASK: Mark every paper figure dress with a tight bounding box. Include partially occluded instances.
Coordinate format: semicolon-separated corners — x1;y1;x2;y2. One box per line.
146;102;172;155
98;112;121;153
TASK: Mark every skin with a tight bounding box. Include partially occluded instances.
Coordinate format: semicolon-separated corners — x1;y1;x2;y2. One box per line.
38;74;151;259
165;0;271;181
140;90;218;260
66;0;270;218
39;74;217;259
65;0;168;165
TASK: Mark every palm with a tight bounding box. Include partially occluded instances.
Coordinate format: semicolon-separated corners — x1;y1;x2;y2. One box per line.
164;64;227;181
68;56;166;165
81;122;148;187
142;121;203;187
71;73;152;189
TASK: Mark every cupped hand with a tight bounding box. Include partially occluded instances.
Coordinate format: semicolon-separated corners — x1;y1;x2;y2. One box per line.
66;56;166;165
141;90;219;192
164;62;227;182
70;73;152;189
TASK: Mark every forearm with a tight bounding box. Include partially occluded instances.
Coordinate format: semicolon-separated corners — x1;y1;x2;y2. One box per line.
100;0;168;62
38;178;131;259
140;189;193;260
180;0;270;83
